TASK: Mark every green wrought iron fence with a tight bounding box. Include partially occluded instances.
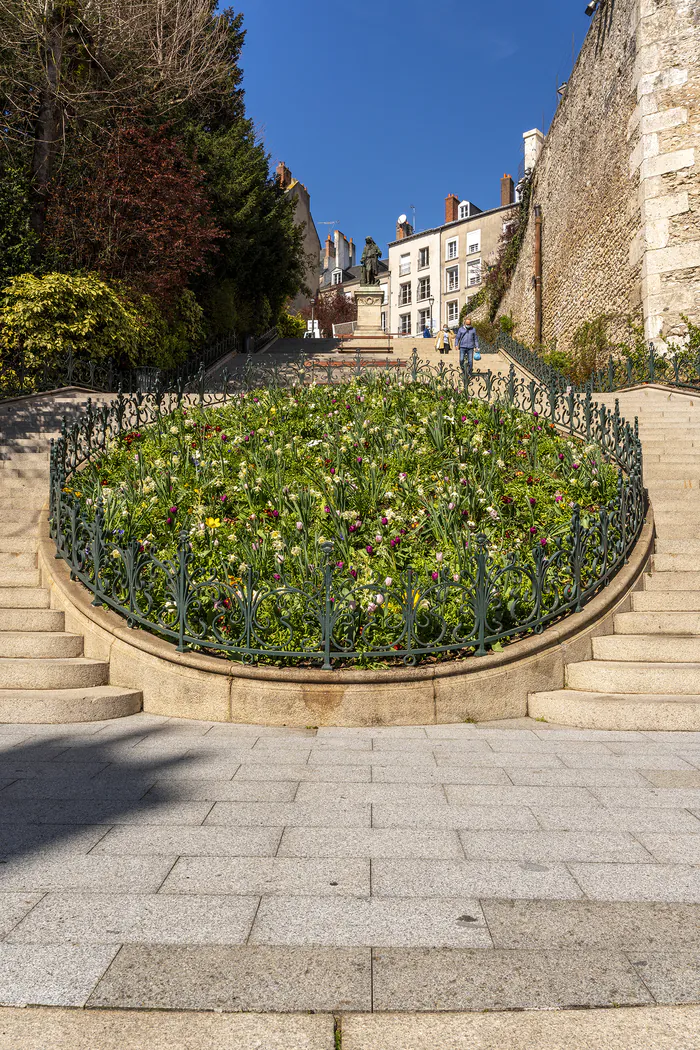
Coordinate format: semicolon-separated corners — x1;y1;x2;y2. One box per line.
49;351;646;669
495;330;700;395
0;330;240;402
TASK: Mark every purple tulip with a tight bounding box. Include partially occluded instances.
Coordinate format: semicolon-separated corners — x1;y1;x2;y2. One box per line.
431;571;439;581
381;516;388;526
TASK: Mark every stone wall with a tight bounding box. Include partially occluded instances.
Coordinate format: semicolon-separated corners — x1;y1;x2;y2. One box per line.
501;0;700;352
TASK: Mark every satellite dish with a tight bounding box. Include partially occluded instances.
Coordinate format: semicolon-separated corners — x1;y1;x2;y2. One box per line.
397;214;407;225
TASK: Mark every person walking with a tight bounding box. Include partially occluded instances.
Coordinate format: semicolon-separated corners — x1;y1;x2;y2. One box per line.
435;325;453;355
455;316;479;374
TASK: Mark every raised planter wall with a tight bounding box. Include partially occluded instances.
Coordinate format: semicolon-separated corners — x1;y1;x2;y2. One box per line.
38;511;655;727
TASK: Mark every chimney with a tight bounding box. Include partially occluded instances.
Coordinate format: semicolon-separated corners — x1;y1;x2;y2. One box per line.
396;220;413;240
500;174;515;206
523;129;545;173
276;160;292;190
445;194;459;223
349;237;355;266
324;233;333;270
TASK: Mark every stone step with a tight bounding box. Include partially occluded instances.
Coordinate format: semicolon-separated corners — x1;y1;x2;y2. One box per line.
643;467;700;480
0;657;108;689
615;609;700;632
529;690;700;732
652;553;700;572
0;631;83;659
0;587;49;609
0;569;40;588
0;553;36;572
566;659;700;694
0;507;43;523
646;479;700;491
0;535;38;554
0;608;64;632
644;453;700;464
0;524;41;543
594;633;700;662
631;590;700;611
651;523;700;540
654;538;700;554
0;685;142;724
645;570;700;590
652;507;700;523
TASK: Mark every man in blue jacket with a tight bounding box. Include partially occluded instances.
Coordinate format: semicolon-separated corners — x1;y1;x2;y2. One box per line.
455;317;479;375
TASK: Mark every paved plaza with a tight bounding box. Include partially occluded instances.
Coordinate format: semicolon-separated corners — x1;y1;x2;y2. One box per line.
0;713;698;1017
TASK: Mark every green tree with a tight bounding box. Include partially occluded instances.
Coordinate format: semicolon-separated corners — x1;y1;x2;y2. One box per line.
186;118;307;336
0;163;38;284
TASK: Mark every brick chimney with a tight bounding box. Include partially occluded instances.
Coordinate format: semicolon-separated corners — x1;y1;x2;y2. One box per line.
396;220;413;240
276;161;292;190
500;174;515;206
445;194;459;223
324;234;333;270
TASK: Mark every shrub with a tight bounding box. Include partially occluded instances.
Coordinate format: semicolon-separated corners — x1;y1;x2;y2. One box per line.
0;272;142;370
276;311;306;339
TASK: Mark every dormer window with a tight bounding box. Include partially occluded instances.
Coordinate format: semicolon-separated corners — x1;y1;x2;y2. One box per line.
332;270;343;285
459;201;471;219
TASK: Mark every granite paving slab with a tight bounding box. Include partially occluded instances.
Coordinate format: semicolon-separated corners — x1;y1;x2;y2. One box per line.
371;859;584;900
534;805;700;832
0;894;44;937
371;947;653;1010
630;951;700;1004
204;800;370;827
568;863;700;902
234;763;370;783
90;825;281;857
160;856;370;897
0;1006;335;1050
5;892;260;945
0;944;119;1007
0;855;176;894
637;834;700;864
371;802;539;831
87;945;372;1011
277;828;464;859
458;830;652;863
480;900;700;950
249;896;491;949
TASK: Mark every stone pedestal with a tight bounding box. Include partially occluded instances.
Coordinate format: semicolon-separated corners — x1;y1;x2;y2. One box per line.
340;286;392;353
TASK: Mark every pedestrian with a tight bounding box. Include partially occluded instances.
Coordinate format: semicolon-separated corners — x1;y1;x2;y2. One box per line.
422;325;431;339
455;316;479;374
435;325;453;355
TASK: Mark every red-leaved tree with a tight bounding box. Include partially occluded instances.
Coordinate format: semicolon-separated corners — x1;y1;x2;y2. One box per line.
301;288;357;338
46;125;223;300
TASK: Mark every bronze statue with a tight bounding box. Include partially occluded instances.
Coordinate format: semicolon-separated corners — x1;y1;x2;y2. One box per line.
360;237;381;285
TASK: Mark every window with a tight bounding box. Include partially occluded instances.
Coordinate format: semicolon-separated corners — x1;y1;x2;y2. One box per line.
467;259;482;286
459;203;470;220
446;265;459;292
417;276;431;301
381;311;387;332
446;238;458;261
331;270;343;285
399;282;412;306
418;308;431;332
446;300;459;325
399;253;411;276
418;246;430;269
467;230;481;254
399;314;411;335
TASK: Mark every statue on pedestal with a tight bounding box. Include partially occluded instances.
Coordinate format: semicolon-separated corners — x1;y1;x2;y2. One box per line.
360;237;381;286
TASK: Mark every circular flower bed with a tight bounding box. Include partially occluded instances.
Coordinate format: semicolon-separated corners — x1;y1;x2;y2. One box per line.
60;373;624;666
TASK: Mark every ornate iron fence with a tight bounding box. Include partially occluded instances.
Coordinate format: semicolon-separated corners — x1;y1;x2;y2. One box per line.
496;330;700;395
49;351;646;669
0;330;240;403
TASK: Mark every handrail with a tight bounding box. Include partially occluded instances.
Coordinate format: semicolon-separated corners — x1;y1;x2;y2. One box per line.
49;350;645;670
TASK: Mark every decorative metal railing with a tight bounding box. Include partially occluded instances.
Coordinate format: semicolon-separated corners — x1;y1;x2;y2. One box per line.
0;330;240;402
496;330;700;395
49;351;645;669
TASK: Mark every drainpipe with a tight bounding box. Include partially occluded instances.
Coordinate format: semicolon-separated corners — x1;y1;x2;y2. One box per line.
533;204;543;346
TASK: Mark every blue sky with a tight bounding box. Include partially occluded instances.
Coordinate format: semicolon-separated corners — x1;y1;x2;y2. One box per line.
238;0;594;255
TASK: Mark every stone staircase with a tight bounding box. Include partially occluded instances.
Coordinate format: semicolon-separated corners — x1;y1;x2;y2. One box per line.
0;392;141;723
531;386;700;730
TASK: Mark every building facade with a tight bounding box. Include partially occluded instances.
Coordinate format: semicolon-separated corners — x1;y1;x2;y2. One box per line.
276;162;321;315
388;177;517;335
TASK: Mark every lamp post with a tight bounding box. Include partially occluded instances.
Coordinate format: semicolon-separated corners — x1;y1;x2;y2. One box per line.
428;295;435;336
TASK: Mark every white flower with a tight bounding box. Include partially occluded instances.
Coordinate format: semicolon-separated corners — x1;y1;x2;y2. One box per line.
296;521;304;530
290;546;301;556
238;562;249;572
436;552;443;563
170;426;179;435
384;577;393;586
110;549;120;559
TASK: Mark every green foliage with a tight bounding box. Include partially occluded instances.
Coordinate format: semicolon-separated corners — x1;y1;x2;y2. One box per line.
0;273;205;382
276;311;306;338
0;272;142;366
0;164;38;283
186;117;307;337
499;314;516;335
483;173;533;321
459;288;487;325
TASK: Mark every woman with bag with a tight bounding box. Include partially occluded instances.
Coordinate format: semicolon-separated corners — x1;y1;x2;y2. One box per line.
435;325;453;355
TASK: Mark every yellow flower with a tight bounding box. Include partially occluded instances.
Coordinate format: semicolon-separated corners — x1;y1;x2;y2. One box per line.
205;517;221;529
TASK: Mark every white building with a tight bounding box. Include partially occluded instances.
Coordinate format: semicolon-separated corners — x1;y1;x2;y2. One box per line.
387;221;441;337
